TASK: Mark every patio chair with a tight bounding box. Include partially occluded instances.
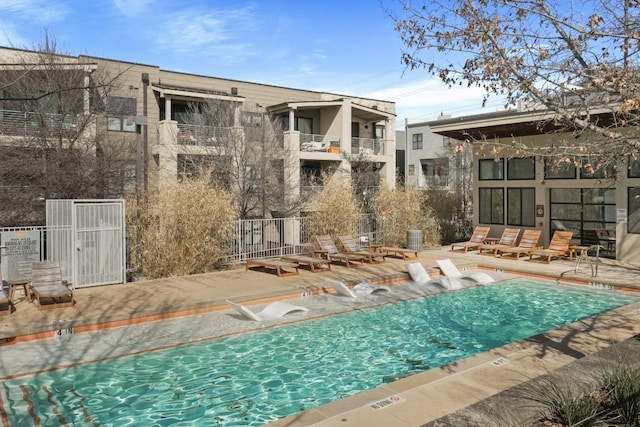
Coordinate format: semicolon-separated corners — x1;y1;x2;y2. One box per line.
0;268;13;315
528;231;574;263
478;228;521;255
314;235;366;268
280;254;332;273
337;235;385;264
450;226;491;253
497;229;542;260
436;259;495;284
325;279;389;297
378;245;419;260
226;299;308;322
28;261;74;310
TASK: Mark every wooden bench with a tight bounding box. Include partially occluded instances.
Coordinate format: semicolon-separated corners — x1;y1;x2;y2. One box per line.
245;259;300;277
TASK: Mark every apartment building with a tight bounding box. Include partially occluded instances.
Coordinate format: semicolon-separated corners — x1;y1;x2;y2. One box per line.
0;47;396;222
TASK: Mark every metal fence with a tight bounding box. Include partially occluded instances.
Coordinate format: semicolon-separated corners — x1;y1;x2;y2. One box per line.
225;214;380;263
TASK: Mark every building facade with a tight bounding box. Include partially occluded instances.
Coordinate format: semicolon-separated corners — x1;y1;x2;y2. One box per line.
428;109;640;264
0;47;396;222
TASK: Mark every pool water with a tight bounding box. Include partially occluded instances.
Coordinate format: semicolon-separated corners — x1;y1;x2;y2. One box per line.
2;279;638;426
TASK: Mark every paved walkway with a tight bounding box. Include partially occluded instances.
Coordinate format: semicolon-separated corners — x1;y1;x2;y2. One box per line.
1;246;639;426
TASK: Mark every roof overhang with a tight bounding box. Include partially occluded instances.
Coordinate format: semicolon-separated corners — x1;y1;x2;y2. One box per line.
0;63;98;72
427;107;619;140
151;84;245;103
268;99;395;121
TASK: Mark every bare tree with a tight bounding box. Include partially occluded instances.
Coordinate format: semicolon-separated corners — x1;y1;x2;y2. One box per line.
179;100;301;219
0;35;132;225
387;0;640;170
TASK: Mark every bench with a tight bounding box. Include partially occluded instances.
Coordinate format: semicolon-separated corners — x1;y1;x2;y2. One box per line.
245;259;300;277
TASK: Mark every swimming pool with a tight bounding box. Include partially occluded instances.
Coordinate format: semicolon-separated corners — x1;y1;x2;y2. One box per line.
1;278;638;426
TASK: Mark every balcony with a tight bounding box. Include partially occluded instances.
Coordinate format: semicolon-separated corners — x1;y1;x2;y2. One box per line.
299;133;341;153
421;175;450;188
157;120;240;148
350;137;386;156
0;109;78;139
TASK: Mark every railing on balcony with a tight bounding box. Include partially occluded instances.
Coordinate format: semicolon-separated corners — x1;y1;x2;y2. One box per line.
299;133;341;153
350;137;385;156
0;109;78;138
176;123;235;147
421;175;450;188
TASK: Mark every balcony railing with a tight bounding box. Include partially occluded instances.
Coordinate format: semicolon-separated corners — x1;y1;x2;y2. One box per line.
350;137;385;156
421;175;449;188
299;133;340;153
0;109;78;138
176;123;236;147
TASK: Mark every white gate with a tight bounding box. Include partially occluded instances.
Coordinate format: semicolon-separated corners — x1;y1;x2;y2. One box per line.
47;200;125;288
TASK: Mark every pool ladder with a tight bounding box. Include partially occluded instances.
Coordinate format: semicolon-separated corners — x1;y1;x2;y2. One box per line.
560;245;604;279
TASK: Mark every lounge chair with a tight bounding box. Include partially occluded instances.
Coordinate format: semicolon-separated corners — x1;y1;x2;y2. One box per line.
245;258;299;277
528;230;574;263
436;259;495;284
478;228;521;255
314;235;366;268
28;261;74;310
337;235;385;264
377;245;418;260
497;229;542;259
226;299;308;321
0;268;13;315
405;262;464;290
325;279;390;297
450;226;491;253
280;254;331;273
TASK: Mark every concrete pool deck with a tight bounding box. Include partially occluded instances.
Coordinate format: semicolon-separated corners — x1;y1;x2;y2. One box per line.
1;246;639;426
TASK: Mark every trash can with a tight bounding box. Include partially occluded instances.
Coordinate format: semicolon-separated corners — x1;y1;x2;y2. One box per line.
406;230;423;251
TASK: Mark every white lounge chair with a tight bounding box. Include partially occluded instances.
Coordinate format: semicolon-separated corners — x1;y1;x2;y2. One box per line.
226;299;308;322
436;259;495;284
405;262;464;290
325;279;390;298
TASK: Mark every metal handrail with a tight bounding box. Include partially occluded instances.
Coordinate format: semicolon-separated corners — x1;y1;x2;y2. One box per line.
560;244;604;279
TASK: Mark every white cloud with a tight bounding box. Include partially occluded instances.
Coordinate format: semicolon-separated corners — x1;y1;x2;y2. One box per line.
113;0;154;17
0;0;69;22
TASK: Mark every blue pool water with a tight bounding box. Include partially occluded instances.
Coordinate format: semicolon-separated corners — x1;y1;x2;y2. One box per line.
1;279;638;426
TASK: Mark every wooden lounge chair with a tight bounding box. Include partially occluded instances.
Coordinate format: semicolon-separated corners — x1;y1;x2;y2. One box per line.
280;254;331;273
245;258;299;277
314;235;366;268
378;246;418;260
0;268;13;315
337;235;385;264
478;228;521;255
497;229;542;260
528;231;574;263
28;261;74;310
450;226;491;253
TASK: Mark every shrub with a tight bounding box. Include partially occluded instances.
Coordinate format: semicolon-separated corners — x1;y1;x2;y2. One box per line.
372;187;440;248
127;174;237;279
305;176;361;239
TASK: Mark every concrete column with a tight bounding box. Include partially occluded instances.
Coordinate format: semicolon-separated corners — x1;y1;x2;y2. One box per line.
165;97;172;120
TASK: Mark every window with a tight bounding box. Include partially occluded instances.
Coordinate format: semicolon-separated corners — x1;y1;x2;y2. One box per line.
479;188;504;224
375;124;386;139
507;157;535;180
580;157;615;179
545;158;577;179
408;164;415;176
479;158;504;180
629;187;640;233
507;188;536;226
412;133;423;150
242;111;263;126
107;96;137;132
629;159;640;178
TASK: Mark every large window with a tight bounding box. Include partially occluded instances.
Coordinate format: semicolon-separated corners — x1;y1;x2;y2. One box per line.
107;96;137;132
479;188;504;224
629;188;640;234
544;159;576;179
507;157;535;180
580;157;615;179
629;159;640;178
507;188;536;226
412;133;423;150
479;158;504;180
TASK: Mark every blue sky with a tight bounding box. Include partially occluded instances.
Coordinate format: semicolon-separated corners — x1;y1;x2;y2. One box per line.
0;0;501;127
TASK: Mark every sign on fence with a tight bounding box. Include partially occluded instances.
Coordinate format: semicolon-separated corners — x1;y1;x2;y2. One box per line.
0;230;41;283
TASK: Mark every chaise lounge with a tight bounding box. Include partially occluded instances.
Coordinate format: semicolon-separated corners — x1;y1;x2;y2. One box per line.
478;228;521;255
314;235;366;268
280;254;331;273
28;261;74;310
337;235;385;264
0;268;13;315
325;279;390;297
436;259;495;284
497;229;542;259
528;230;574;263
245;258;300;277
450;226;491;253
378;246;418;260
226;299;309;321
